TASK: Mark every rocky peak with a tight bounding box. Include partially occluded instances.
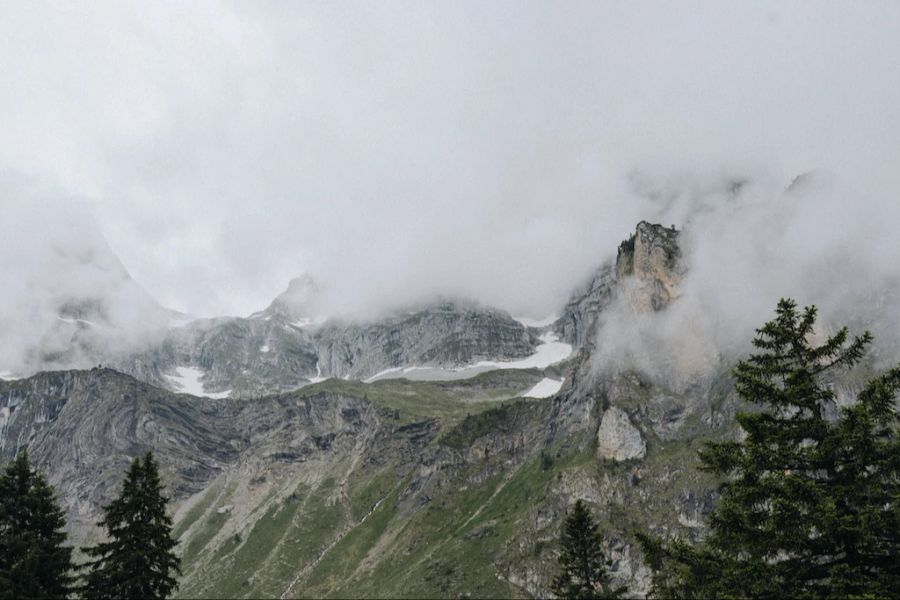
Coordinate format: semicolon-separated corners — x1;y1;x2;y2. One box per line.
554;221;684;348
260;274;323;322
615;221;683;312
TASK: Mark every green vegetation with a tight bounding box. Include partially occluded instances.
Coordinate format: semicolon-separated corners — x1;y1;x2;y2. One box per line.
0;450;73;600
439;398;534;449
295;370;541;425
197;479;347;599
82;452;180;600
640;299;900;598
172;478;227;540
553;499;623;599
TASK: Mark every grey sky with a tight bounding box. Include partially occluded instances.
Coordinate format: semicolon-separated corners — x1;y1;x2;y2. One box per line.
2;1;899;320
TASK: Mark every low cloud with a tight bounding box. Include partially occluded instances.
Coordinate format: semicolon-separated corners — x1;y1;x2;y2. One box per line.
593;172;900;388
1;2;899;372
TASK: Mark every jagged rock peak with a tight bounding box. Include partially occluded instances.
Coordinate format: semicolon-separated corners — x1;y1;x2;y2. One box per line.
615;221;683;312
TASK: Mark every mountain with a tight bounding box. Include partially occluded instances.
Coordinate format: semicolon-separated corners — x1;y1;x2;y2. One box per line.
0;226;182;379
554;221;682;350
0;220;740;598
4;242;554;396
110;296;547;398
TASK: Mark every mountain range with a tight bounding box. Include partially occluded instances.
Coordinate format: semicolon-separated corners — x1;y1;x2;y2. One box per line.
0;221;767;597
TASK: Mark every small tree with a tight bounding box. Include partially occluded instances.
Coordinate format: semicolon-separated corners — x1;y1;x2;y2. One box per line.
639;298;900;598
81;452;180;599
552;499;623;599
0;449;73;599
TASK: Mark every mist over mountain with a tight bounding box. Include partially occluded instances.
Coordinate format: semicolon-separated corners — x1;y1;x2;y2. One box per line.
1;3;900;598
3;2;899;323
593;173;900;388
0;175;177;376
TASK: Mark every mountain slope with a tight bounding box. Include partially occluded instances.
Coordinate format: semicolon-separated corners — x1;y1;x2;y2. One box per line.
0;221;750;598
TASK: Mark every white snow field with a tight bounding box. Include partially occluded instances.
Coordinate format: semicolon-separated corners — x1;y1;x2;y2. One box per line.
290;316;326;329
512;315;558;328
164;367;231;399
365;332;573;383
523;377;564;398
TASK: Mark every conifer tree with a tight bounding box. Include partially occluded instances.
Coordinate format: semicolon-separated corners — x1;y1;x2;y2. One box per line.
81;452;180;599
639;298;900;598
552;499;623;599
0;449;73;599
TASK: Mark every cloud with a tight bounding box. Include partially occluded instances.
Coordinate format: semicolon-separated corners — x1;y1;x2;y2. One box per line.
0;0;898;336
591;172;900;389
0;173;170;373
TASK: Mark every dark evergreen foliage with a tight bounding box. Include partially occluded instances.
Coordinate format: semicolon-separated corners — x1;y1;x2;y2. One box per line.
552;499;624;599
81;452;180;599
639;298;900;598
0;449;73;599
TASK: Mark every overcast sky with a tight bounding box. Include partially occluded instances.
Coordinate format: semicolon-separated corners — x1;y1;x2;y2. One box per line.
2;1;899;320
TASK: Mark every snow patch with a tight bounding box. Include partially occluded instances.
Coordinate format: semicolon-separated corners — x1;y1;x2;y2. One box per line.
56;315;97;327
365;332;573;383
513;315;558;328
469;332;572;370
290;316;324;329
308;361;327;384
364;366;406;383
164;367;231;399
523;377;564;398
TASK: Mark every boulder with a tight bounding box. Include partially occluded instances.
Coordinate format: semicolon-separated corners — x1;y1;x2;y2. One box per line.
597;406;646;461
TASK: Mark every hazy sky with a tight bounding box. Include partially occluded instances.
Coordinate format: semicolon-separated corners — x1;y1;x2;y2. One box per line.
2;1;899;319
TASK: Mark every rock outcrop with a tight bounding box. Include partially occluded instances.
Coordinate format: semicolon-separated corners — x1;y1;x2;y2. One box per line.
615;221;683;313
554;221;683;352
596;406;646;461
314;302;538;380
555;263;616;348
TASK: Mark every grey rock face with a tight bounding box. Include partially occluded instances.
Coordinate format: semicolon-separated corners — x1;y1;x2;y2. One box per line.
596;406;646;461
0;368;398;545
256;274;323;323
315;302;538;380
555;221;683;351
555;263;616;348
113;300;540;397
110;315;320;398
615;221;683;313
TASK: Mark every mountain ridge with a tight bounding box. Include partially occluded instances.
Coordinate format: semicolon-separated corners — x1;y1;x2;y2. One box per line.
0;220;725;598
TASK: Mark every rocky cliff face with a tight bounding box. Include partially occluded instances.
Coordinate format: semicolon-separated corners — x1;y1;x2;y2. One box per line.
314;302;538;380
615;221;683;312
554;263;616;348
555;220;683;351
109;299;541;398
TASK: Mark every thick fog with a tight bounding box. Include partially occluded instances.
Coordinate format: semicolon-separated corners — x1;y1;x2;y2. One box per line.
2;2;899;372
592;173;900;388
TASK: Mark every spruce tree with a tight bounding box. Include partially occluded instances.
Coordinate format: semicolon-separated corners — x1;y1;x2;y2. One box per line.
639;298;900;598
0;449;73;599
552;499;623;599
81;452;180;599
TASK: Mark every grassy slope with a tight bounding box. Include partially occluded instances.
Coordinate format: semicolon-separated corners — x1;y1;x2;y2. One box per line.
174;371;541;598
173;369;722;599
